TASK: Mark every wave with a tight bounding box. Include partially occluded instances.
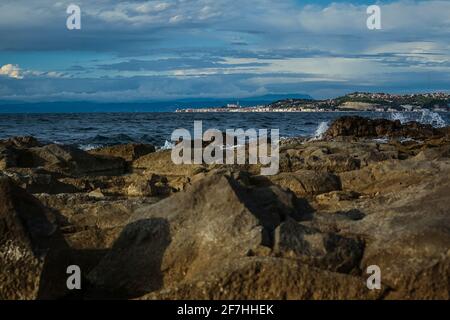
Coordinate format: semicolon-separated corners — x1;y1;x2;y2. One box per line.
159;140;175;150
390;110;447;128
78;144;103;151
311;121;329;140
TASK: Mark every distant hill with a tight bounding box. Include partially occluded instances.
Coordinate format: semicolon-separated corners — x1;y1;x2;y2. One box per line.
268;92;450;112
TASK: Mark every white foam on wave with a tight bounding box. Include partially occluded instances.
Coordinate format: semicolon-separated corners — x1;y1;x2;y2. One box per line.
390;110;447;128
312;121;329;140
390;112;410;124
79;144;102;151
373;137;389;144
159;140;175;150
419;109;447;128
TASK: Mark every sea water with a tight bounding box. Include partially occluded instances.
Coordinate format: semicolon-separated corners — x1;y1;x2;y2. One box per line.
0;111;448;150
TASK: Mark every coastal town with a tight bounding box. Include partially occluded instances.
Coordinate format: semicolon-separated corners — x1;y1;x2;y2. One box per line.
176;92;450;113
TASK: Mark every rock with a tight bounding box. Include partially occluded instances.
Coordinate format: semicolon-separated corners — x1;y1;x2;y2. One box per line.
140;257;384;300
280;144;361;173
89;143;155;162
324;116;441;139
269;170;341;197
87;173;306;298
0;136;41;149
34;193;158;279
126;182;152;197
0;177;72;299
0;137;41;170
326;158;450;299
0;146;18;170
2;127;450;300
1;168;80;194
273;218;364;274
315;191;361;203
132;150;205;177
338;157;444;195
88;188;105;199
126;174;171;197
16;144;126;175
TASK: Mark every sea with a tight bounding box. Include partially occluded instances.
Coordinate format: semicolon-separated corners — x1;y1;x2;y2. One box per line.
0;110;448;150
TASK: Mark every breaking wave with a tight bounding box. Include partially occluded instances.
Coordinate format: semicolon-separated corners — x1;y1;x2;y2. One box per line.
390;110;447;128
159;140;175;150
312;121;329;140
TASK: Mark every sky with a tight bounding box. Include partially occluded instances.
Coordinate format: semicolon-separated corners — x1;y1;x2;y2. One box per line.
0;0;449;102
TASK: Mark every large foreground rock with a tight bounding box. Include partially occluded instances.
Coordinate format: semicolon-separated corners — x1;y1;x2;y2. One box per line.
140;257;383;300
0;178;72;299
87;173;306;298
335;158;450;299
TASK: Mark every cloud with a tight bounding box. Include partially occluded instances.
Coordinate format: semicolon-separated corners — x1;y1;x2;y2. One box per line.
0;63;66;80
0;64;23;79
0;0;449;101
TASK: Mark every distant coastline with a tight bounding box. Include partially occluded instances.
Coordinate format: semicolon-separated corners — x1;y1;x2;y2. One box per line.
176;92;450;113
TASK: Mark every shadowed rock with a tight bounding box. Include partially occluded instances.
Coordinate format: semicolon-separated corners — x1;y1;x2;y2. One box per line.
0;177;73;299
324;116;441;139
87;173;306;298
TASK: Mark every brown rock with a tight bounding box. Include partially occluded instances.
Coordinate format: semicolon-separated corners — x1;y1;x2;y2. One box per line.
324;116;441;139
87;173;306;298
89;143;155;162
132;149;205;177
16;144;126;175
0;136;41;149
269;170;341;197
0;177;73;299
140;257;384;300
273;218;364;274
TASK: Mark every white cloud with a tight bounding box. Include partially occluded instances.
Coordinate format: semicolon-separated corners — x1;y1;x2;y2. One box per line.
0;64;65;80
0;0;449;100
0;64;23;79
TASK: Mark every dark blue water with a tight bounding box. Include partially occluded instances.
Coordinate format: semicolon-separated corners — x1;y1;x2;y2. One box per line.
0;112;448;149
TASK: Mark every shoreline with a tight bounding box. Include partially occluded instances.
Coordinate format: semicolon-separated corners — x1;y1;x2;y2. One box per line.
175;107;450;113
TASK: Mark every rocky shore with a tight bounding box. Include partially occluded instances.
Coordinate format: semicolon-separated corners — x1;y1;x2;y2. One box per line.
1;116;449;300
